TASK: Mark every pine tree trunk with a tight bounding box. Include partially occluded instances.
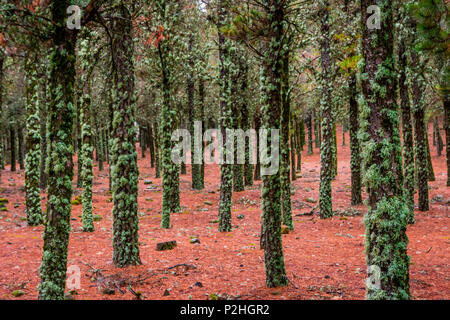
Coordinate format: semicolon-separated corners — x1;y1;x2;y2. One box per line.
410;50;429;212
280;51;292;229
348;74;362;206
38;0;76;299
158;21;181;228
306;111;313;155
425;127;435;182
398;40;415;221
435;118;443;156
0;53;3;178
319;2;333;219
9;126;16;172
79;29;95;232
445;97;450;186
360;0;410;300
39;80;48;189
18;127;24;170
254;112;261;181
147;123;155;168
24;54;43;226
218;0;233;232
314;109;320;148
259;0;288;288
192;76;205;190
110;3;141;267
154;121;161;179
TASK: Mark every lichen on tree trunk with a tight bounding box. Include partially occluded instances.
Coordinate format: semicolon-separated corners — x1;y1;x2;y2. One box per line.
360;0;410;300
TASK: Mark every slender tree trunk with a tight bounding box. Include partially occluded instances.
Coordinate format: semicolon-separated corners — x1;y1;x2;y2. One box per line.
348;74;362;205
410;50;429;211
254;112;261;181
259;0;288;288
425;127;435;181
218;0;233;232
313;109;320;149
360;0;410;300
110;3;141;266
192;75;205;190
306;111;313;155
445;97;450;186
39;79;48;189
280;51;293;229
147;123;155;168
154;121;161;179
79;29;95;232
398;40;415;221
435;118;443;156
319;2;333;219
24;53;42;226
296;117;303;172
0;53;3;178
158;37;181;228
18;127;24;170
9;126;16;172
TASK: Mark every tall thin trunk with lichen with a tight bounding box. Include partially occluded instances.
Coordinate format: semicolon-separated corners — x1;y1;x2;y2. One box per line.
259;0;288;288
157;0;181;228
360;0;410;300
24;53;43;226
78;30;95;232
398;35;415;222
110;3;141;267
280;50;293;229
319;1;334;219
410;49;429;212
231;49;244;193
348;74;362;205
38;0;76;300
218;0;233;232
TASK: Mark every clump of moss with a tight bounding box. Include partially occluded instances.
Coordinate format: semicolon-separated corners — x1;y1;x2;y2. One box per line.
71;195;82;205
156;241;177;251
12;290;25;297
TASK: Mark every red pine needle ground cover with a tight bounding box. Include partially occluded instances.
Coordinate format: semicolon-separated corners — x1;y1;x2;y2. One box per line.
0;125;448;300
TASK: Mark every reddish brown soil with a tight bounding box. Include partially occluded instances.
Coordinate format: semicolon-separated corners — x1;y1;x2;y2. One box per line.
0;125;448;300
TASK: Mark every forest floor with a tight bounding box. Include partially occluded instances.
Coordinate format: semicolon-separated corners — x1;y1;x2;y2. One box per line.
0;125;448;300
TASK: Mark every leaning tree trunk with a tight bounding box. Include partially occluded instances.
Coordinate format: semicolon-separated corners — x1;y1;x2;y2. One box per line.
348;73;362;206
38;0;76;300
319;2;334;219
110;3;141;267
24;53;42;226
360;0;410;300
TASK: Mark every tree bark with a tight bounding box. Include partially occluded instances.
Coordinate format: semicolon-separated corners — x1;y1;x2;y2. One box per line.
360;0;410;300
